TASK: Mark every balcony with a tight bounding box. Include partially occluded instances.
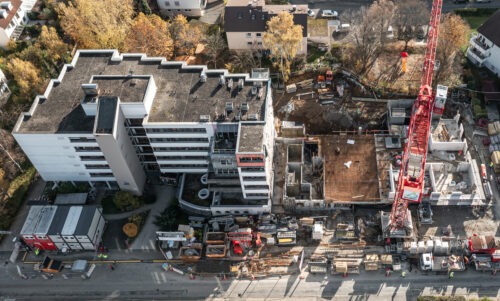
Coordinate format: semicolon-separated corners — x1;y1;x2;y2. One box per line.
467;47;487;66
470;36;491;53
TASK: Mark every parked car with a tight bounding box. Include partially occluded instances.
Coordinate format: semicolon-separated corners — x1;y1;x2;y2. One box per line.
307;9;315;17
475;0;491;3
321;10;338;18
454;0;468;3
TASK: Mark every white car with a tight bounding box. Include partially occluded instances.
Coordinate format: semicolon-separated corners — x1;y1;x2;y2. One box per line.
307;9;315;17
321;10;338;18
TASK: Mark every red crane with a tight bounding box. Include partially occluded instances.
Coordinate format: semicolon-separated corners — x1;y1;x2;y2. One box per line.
388;0;443;236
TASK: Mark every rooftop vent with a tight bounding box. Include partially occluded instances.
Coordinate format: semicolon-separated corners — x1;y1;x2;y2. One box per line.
241;102;249;112
81;83;99;96
238;78;244;90
291;5;296;12
226;102;234;114
200;72;207;83
200;115;210;122
219;75;225;86
0;9;6;18
251;86;257;96
257;87;264;99
0;1;12;11
235;111;241;121
248;113;259;121
227;78;233;90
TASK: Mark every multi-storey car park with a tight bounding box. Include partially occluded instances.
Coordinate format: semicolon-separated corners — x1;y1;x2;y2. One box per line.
12;50;275;216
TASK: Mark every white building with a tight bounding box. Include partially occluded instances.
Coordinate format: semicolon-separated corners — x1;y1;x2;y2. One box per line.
13;50;274;215
467;10;500;77
224;0;308;55
157;0;208;17
0;0;28;48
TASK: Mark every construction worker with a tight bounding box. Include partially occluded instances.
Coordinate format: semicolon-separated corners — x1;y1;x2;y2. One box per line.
34;248;40;256
449;271;454;279
401;271;406;278
490;162;494;168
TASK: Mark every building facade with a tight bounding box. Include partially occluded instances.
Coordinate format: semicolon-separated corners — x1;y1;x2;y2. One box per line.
224;0;308;55
467;10;500;77
0;0;28;48
157;0;208;17
13;50;274;212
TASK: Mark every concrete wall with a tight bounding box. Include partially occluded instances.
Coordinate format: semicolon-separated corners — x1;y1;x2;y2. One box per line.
95;104;145;195
226;32;307;55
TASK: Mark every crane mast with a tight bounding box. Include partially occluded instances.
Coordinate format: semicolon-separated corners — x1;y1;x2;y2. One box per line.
388;0;443;236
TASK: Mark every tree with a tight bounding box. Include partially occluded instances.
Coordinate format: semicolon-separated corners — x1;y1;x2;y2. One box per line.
344;0;396;76
37;26;69;63
6;58;43;100
226;51;257;73
125;13;174;59
435;13;470;84
263;12;303;83
394;0;429;50
170;15;203;56
204;32;226;68
57;0;134;49
113;191;142;211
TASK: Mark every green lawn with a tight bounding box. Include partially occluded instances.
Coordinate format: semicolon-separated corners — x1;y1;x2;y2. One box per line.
463;15;489;32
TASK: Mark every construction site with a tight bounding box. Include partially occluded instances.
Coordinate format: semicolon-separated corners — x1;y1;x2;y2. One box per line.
151;0;500;281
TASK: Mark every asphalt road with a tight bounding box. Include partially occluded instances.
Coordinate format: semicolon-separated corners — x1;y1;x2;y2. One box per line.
291;0;500;14
2;260;500;300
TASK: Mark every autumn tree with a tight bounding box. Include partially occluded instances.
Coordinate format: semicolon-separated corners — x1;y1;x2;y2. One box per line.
170;15;203;56
204;32;226;68
344;0;396;76
263;12;303;83
125;13;173;58
394;0;429;50
6;58;43;100
226;51;257;73
435;13;470;84
57;0;134;49
37;26;69;63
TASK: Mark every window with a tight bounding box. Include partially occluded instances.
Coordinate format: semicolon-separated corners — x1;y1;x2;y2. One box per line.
237;12;243;19
154;146;209;152
164;1;170;6
256;33;262;37
174;1;180;5
69;137;96;143
239;157;263;163
261;14;265;20
85;164;110;170
146;128;206;133
251;14;256;20
246;33;252;38
257;42;262;46
150;137;209;143
220;159;232;165
247;42;253;46
80;156;106;161
90;172;114;177
74;146;100;152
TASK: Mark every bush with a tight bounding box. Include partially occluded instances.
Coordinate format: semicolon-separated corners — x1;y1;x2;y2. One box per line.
113;191;143;212
0;167;36;233
101;195;119;214
154;198;188;231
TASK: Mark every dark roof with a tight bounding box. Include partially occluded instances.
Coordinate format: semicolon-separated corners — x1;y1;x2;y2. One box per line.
47;206;70;235
478;10;500;46
224;5;307;37
15;51;270;133
74;206;97;235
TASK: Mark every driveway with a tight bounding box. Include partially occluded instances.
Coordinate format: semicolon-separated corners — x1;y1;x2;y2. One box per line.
128;185;177;251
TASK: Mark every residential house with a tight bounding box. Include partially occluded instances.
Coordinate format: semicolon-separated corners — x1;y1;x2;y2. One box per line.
467;10;500;77
0;0;28;48
157;0;208;17
224;0;308;55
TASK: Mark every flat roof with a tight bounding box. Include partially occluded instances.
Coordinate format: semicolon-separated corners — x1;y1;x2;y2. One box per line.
91;76;150;103
62;206;83;236
21;206;45;235
321;135;380;203
74;206;97;235
16;51;269;133
34;205;58;235
47;206;71;235
237;124;264;153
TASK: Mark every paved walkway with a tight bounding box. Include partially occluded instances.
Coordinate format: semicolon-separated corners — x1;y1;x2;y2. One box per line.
129;185;176;251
